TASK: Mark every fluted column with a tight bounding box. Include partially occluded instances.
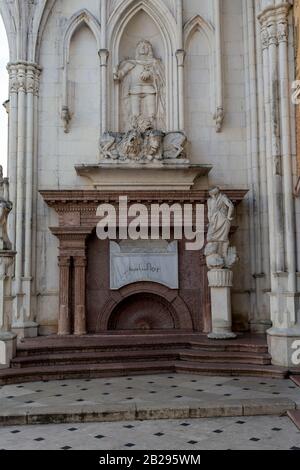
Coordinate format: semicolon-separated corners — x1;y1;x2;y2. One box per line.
277;5;297;296
6;65;18;248
9;62;41;338
74;256;87;336
58;256;71;336
258;3;300;367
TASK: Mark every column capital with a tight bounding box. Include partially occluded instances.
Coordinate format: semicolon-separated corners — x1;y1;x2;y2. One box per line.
258;2;291;48
7;62;42;95
58;256;71;267
73;256;87;268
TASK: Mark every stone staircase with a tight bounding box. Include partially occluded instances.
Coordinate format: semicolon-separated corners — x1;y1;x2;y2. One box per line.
0;333;289;385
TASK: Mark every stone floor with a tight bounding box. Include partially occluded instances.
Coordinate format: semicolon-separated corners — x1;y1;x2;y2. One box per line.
1;374;299;411
0;416;299;450
0;374;299;450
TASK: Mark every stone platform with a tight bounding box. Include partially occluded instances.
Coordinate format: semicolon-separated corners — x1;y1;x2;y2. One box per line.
0;374;299;427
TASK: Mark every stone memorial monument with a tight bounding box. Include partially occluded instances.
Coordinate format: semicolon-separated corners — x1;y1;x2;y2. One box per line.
205;187;238;340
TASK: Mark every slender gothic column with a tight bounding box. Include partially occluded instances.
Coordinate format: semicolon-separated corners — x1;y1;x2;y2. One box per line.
74;256;87;336
58;256;71;336
176;50;186;131
277;5;297;296
6;64;18;248
15;63;26;297
214;0;225;132
100;0;109;134
99;49;109;134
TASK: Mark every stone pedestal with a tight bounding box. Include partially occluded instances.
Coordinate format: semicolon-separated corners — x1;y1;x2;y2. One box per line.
207;269;237;340
0;251;17;368
0;332;17;369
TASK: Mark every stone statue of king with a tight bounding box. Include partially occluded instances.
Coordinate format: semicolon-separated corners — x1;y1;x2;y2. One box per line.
113;40;166;131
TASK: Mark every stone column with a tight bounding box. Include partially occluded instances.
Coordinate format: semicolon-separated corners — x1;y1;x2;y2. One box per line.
207;269;237;340
51;228;91;336
10;62;41;339
58;256;72;336
176;49;186;131
257;3;300;367
99;49;109;134
74;256;87;336
214;0;225;132
6;65;18;248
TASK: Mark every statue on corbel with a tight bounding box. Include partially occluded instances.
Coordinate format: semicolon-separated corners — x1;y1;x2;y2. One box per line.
113;40;166;131
61;105;72;134
214;107;225;133
99;39;188;164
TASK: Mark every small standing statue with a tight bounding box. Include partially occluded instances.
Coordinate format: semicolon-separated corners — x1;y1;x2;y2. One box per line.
205;187;238;269
205;187;238;340
0;166;12;251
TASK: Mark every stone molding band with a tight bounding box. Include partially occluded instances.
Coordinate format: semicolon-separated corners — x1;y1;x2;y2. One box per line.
258;3;291;49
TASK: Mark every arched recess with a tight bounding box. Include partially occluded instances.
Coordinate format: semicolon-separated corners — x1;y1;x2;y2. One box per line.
97;282;194;332
0;1;17;61
108;0;178;131
60;9;101;133
32;0;56;63
183;15;216;162
0;14;10;175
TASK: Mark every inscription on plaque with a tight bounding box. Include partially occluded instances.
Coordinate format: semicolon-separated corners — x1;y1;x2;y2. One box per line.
110;240;179;290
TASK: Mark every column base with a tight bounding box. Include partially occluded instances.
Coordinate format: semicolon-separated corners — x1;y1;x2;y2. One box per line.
208;332;237;340
267;326;300;368
0;332;17;369
12;321;39;339
249;320;272;334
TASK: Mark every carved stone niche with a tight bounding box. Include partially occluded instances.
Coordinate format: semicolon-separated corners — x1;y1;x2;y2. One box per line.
74;38;213;191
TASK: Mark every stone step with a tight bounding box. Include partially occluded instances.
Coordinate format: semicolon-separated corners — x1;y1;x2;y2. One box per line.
0;361;176;385
0;398;296;427
180;350;272;365
11;349;272;369
176;361;288;379
11;350;180;369
16;334;269;357
0;360;287;385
